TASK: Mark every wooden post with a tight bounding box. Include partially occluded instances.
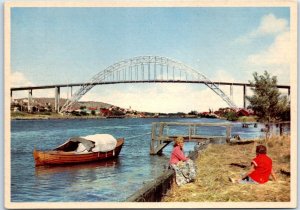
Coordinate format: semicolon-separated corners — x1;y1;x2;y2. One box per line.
150;123;156;154
279;123;283;136
226;125;231;143
189;125;192;141
157;123;165;155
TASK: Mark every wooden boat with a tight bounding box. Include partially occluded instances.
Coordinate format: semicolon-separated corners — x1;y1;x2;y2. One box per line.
33;135;124;166
35;159;120;176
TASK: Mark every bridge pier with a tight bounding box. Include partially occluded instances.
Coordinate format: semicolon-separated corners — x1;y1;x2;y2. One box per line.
10;90;13;102
54;87;60;113
67;86;73;100
28;89;32;112
230;84;233;101
243;85;247;109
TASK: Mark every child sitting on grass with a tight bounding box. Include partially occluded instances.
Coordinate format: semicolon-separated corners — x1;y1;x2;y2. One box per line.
230;144;277;184
170;136;196;186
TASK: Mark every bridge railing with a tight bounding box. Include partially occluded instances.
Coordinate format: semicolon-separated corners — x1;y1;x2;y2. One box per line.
150;121;232;155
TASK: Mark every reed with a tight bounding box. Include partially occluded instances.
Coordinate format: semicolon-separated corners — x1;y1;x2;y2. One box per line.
163;135;290;202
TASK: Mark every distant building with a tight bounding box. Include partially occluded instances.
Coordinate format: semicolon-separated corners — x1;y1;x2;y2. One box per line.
237;108;254;117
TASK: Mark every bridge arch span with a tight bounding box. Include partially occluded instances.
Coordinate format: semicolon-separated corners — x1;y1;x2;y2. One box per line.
60;56;237;113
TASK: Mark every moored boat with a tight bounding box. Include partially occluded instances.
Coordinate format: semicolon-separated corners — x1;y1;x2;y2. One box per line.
33;134;124;166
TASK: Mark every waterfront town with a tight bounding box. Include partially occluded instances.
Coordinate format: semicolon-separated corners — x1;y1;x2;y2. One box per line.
10;97;254;120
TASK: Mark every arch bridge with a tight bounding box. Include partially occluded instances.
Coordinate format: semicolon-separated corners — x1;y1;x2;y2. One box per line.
59;56;238;113
10;56;290;113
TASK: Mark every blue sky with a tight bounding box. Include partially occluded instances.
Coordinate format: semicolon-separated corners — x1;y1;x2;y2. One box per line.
10;6;291;112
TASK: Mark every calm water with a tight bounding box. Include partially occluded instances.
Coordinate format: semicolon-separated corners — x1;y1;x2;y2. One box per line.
11;118;287;202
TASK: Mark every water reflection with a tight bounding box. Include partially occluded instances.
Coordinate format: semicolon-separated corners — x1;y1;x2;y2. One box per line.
35;159;120;177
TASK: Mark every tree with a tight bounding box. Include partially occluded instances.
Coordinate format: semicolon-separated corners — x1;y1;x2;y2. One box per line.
188;110;198;115
246;71;290;123
80;106;86;110
224;111;238;121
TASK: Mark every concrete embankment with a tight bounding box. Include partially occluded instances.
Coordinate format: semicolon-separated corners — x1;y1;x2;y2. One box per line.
126;140;210;202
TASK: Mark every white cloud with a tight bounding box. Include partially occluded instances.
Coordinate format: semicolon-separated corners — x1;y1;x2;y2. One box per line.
235;13;288;44
11;71;34;87
213;69;236;83
78;67;248;113
250;14;288;37
11;71;69;99
234;14;291;85
80;82;244;113
245;31;290;85
247;31;290;66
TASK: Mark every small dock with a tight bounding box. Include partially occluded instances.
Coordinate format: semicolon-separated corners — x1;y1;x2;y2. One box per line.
150;122;232;155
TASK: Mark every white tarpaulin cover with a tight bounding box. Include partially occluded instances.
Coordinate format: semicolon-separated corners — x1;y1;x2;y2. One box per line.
82;134;117;152
75;143;89;153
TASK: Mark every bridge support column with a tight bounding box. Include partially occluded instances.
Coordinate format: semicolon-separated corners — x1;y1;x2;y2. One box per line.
230;84;233;101
243;85;247;109
28;89;32;112
55;87;60;113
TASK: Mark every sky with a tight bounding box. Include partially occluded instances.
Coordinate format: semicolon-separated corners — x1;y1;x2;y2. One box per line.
10;6;291;113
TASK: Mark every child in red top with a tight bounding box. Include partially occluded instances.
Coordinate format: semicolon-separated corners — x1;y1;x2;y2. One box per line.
231;145;277;184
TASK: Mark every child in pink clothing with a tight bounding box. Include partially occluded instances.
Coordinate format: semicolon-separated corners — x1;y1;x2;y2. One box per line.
170;137;196;186
169;139;189;164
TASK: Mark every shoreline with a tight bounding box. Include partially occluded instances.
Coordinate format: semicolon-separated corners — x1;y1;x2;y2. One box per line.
10;112;258;122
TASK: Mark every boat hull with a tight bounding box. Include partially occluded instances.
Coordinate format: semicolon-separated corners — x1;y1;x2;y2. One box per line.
34;138;124;166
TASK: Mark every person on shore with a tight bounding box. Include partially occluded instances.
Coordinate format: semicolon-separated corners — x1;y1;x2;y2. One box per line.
230;144;277;184
169;136;196;186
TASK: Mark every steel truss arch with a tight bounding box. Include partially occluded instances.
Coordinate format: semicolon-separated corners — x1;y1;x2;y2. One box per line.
59;56;237;113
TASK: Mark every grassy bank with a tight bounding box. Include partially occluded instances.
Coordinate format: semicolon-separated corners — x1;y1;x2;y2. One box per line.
163;135;290;202
237;116;258;122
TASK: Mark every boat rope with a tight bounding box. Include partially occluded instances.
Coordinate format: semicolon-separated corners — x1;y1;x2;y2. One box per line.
126;132;152;140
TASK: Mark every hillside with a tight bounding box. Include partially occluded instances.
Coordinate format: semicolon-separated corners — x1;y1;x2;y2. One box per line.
12;97;114;110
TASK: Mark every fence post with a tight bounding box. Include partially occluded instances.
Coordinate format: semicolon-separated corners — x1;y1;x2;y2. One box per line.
150;123;156;154
226;125;231;143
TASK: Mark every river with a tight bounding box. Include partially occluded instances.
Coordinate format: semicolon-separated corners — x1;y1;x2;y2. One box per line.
10;117;287;202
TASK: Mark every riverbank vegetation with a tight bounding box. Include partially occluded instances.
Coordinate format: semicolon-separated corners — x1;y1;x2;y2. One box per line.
10;111;108;120
10;110;259;121
246;71;290;123
163;135;290;202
